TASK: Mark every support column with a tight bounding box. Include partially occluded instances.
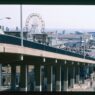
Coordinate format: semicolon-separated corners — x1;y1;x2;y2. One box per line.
34;65;42;91
30;66;35;91
55;64;61;91
88;64;93;77
43;66;47;91
16;66;20;88
63;62;68;91
87;64;90;79
82;64;85;84
88;64;94;80
84;64;88;79
19;64;28;91
90;64;94;74
75;63;80;84
61;65;64;91
0;64;2;87
6;65;10;86
46;65;53;91
69;62;75;88
11;65;16;91
80;64;85;84
41;66;44;91
52;66;56;91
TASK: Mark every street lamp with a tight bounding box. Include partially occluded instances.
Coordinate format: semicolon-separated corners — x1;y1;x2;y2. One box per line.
20;4;23;61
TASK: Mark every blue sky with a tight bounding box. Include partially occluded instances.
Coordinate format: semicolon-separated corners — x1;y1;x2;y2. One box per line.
0;5;95;31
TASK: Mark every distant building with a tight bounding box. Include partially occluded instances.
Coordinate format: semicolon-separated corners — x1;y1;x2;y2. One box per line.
4;30;50;45
4;29;95;53
30;33;49;45
0;26;4;34
4;31;27;39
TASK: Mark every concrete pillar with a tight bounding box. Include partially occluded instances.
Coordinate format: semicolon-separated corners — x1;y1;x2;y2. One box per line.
55;64;61;91
0;64;2;87
52;67;56;91
88;64;93;77
84;64;88;79
46;65;53;91
44;77;47;91
63;62;68;91
69;62;75;88
87;65;90;79
11;65;16;91
68;66;71;88
34;65;42;91
80;64;85;84
61;65;64;91
19;64;28;91
29;67;35;91
75;63;80;84
82;64;85;84
6;65;10;86
91;64;94;74
88;64;94;79
41;66;45;91
43;66;47;91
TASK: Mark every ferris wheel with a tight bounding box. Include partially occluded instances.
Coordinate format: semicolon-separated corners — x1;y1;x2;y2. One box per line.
25;13;45;41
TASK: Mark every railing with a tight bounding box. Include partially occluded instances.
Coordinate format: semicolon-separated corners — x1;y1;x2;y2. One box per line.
0;34;95;61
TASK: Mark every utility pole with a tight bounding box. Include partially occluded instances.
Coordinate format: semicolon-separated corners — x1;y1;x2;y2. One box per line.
20;4;23;60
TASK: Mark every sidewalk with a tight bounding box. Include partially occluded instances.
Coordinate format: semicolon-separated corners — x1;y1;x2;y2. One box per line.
0;86;11;91
68;79;91;91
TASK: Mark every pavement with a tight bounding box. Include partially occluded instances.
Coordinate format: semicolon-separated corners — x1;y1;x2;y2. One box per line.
0;79;95;91
0;86;11;91
68;79;95;91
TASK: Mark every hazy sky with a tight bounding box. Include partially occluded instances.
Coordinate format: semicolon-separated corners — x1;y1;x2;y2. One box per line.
0;5;95;30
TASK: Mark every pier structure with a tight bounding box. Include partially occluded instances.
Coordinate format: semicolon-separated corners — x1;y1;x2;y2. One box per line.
0;34;95;91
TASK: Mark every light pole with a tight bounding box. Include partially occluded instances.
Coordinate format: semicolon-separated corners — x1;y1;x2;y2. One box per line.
20;4;23;60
